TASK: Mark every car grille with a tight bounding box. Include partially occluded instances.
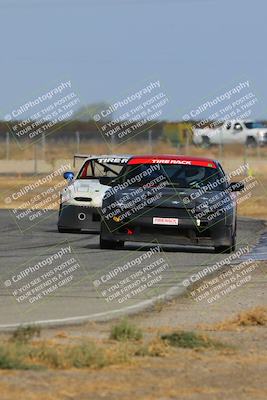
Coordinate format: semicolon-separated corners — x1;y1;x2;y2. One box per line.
74;197;92;202
143;207;192;218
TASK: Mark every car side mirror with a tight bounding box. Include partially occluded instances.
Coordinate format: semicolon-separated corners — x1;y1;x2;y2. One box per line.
99;176;115;186
63;171;74;181
229;181;244;192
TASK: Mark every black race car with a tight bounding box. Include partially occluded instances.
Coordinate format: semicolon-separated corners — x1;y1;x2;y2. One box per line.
99;155;244;253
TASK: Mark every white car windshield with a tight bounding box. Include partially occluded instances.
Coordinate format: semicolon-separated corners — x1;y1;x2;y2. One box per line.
244;122;266;129
119;164;227;190
77;159;124;179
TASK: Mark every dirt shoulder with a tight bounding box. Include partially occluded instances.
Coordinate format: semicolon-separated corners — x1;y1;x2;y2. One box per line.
0;262;266;400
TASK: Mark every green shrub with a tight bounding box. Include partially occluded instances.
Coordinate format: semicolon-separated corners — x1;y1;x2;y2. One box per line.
110;319;143;341
0;345;29;370
66;341;107;368
161;331;224;349
11;325;41;344
30;340;107;369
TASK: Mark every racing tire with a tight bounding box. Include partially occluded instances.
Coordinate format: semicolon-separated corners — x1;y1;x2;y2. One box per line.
58;226;81;233
58;195;63;217
214;229;236;254
246;137;257;148
214;246;229;253
99;237;124;249
201;136;211;148
231;230;236;252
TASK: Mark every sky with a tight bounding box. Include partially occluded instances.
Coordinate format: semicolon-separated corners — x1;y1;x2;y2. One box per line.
0;0;266;121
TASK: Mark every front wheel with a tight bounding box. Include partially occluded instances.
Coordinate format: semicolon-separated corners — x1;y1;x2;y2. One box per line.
58;202;62;217
214;245;232;254
246;136;257;148
200;136;211;148
214;229;236;254
58;226;81;233
99;237;124;249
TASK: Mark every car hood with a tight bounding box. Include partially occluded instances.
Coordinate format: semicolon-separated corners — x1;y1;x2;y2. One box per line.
109;186;234;211
252;129;267;137
61;179;110;207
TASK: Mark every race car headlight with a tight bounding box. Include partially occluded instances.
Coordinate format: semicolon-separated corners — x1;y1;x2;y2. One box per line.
61;189;73;204
257;131;266;139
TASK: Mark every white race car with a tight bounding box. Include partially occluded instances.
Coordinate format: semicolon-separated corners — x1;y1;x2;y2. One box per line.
58;154;130;233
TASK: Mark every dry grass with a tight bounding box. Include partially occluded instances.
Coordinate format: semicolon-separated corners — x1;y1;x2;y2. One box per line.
238;196;267;218
0;322;229;371
0;304;266;399
0;339;126;370
199;307;267;331
0;174;266;218
1;139;267;162
0;330;266;400
134;337;170;357
0;337;170;371
10;325;41;344
0;141;267;216
0;176;63;209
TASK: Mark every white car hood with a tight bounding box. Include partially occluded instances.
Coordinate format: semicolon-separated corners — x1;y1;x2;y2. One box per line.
61;179;110;208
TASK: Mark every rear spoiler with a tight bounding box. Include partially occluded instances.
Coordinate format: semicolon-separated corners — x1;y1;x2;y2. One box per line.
73;154;95;167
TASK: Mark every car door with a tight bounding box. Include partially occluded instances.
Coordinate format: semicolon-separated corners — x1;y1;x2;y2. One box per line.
220;122;233;143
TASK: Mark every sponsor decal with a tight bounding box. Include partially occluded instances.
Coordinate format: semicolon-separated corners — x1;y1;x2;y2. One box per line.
153;217;179;226
97;157;129;164
128;157;216;168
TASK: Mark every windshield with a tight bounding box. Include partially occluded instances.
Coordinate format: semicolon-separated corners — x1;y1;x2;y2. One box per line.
244;122;266;129
120;164;227;190
77;159;124;179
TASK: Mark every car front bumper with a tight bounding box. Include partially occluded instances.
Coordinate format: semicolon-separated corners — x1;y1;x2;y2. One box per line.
258;137;267;146
101;207;234;247
58;204;101;232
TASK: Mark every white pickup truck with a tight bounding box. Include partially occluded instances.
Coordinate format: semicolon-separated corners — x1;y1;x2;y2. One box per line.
193;121;267;147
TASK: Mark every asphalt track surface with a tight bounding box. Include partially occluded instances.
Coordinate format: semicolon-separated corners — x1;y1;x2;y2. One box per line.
0;209;265;329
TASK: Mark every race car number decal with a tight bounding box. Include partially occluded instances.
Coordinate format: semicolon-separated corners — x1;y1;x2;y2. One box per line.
153;217;179;226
